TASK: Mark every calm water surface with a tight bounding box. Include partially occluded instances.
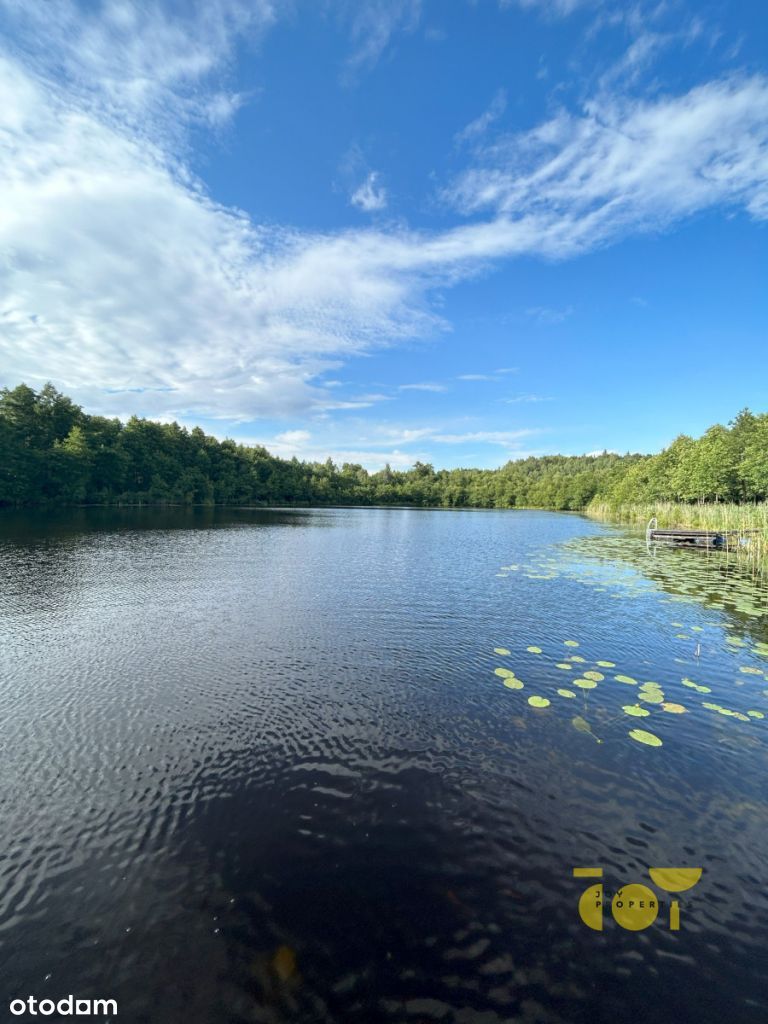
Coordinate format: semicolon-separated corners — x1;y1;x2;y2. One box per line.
1;507;768;1023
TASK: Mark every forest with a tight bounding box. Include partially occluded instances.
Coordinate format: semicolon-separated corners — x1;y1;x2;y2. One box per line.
1;383;766;510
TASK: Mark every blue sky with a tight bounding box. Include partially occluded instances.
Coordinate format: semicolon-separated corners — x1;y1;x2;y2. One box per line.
1;0;766;470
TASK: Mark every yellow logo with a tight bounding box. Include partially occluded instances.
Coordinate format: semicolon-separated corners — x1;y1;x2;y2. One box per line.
573;866;702;930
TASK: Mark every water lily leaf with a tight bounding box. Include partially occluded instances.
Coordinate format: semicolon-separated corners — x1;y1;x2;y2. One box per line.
661;702;687;714
739;666;763;675
640;692;665;704
675;634;690;640
596;661;616;668
564;640;580;647
629;729;663;747
583;671;604;681
747;710;765;719
272;945;297;982
528;695;550;708
556;662;573;670
494;667;515;678
494;647;511;656
571;715;602;742
623;705;650;717
557;688;576;698
681;679;698;689
503;678;524;690
526;646;542;654
732;712;751;722
569;655;586;663
702;702;723;711
614;675;637;685
574;678;598;690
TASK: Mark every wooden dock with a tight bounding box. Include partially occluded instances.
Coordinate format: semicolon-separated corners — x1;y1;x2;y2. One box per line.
645;517;747;549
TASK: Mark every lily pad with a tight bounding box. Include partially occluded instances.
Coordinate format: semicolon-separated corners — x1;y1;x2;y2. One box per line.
583;671;604;681
596;661;616;668
503;678;524;690
569;655;586;663
739;666;763;675
661;702;687;714
494;667;515;679
564;640;580;648
557;688;576;698
614;675;637;685
629;728;663;747
623;705;650;717
556;662;573;670
526;646;542;654
494;647;511;656
747;710;765;719
528;696;550;708
573;678;598;690
572;715;602;742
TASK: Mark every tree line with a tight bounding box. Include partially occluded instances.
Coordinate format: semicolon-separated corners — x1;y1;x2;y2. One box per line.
0;383;766;510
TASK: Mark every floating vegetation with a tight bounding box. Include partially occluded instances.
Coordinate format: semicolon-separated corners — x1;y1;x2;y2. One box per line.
629;729;663;747
681;678;711;694
623;705;650;718
490;534;768;751
572;716;602;743
639;691;665;704
528;696;550;708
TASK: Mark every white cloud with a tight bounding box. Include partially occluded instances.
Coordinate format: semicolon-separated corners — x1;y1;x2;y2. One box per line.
350;171;388;212
504;393;553;403
2;3;768;428
447;76;768;249
430;430;539;445
398;382;446;392
526;305;574;324
274;429;312;444
455;88;507;145
500;0;597;16
342;0;422;77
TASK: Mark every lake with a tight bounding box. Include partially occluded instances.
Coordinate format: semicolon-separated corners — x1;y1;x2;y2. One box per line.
1;506;767;1024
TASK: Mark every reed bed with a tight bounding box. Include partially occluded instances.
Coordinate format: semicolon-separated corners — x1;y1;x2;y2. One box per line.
587;501;768;574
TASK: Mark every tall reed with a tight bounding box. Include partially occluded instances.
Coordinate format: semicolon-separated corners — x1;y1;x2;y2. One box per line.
586;501;768;573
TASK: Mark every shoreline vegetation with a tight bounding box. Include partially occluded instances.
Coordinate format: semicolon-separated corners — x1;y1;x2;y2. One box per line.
2;382;767;567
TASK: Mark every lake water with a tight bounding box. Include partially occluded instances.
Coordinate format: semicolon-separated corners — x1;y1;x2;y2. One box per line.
1;507;768;1024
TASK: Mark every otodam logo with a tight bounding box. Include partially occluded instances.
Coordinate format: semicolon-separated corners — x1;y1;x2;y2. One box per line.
573;866;703;931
